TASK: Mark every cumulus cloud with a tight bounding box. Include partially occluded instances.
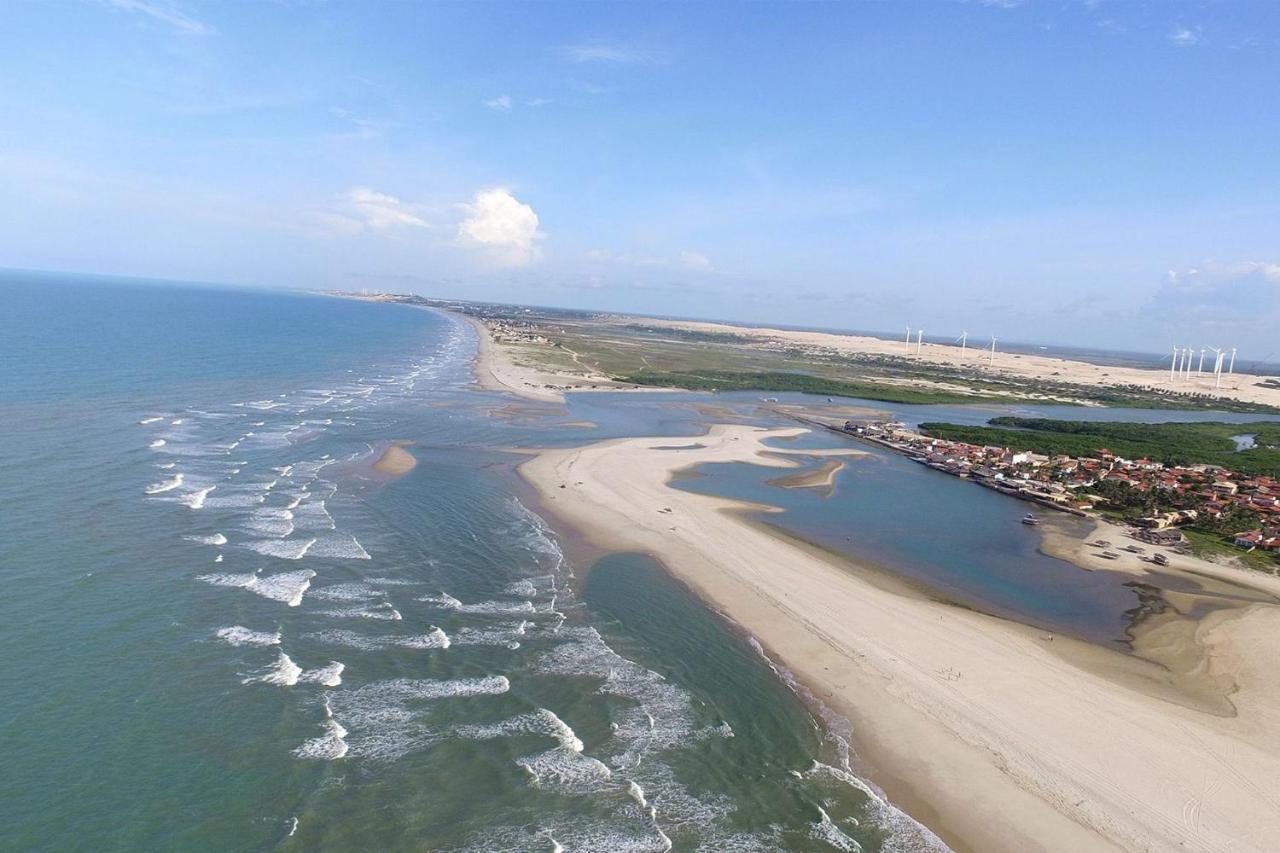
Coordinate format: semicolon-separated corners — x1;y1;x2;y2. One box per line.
483;95;512;111
104;0;211;35
1170;25;1203;47
456;189;544;267
345;187;430;230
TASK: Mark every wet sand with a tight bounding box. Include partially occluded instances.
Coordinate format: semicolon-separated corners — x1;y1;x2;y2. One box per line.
373;442;417;476
520;423;1280;853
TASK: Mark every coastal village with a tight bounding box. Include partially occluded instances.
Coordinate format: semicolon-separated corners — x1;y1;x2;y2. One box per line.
843;420;1280;558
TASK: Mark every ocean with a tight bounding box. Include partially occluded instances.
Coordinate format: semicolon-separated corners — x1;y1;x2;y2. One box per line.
0;272;941;852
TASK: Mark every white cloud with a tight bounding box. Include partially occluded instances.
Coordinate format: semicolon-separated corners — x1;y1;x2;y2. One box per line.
1165;260;1280;286
1170;25;1203;47
345;188;430;230
561;41;659;65
587;248;716;273
679;250;715;272
483;95;512;111
456;189;544;267
1152;260;1280;339
329;108;391;141
103;0;211;36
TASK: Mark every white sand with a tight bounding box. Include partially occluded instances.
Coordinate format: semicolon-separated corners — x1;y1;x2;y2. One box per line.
521;424;1280;853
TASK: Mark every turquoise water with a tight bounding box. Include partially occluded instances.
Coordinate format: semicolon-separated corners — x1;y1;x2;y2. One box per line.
0;274;937;852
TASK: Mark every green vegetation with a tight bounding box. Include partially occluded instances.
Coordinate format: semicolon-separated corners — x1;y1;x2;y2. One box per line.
918;417;1280;478
1184;529;1280;571
615;370;1013;405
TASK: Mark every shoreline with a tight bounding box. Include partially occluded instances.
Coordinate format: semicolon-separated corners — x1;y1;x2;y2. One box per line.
456;311;662;403
518;423;1280;852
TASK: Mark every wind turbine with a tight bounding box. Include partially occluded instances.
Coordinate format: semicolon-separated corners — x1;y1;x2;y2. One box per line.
957;331;968;357
1198;347;1206;376
1207;347;1224;390
988;335;997;369
904;326;912;356
1183;348;1194;381
915;329;924;356
1170;347;1180;382
1229;347;1237;375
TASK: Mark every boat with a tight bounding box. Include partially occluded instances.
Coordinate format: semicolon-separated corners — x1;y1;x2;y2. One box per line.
1020;513;1041;526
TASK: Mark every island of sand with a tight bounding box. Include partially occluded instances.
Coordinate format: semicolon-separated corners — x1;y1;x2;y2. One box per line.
521;423;1280;853
373;441;417;476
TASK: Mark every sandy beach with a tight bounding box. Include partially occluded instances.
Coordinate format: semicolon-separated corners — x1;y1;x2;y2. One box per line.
520;424;1280;853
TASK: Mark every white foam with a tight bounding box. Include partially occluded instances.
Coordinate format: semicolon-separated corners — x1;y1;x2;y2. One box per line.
453;627;522;649
243;508;295;538
305;533;370;560
294;699;349;760
290;501;334;531
418;595;535;616
244;652;343;688
215;626;281;647
418;592;463;609
198;568;316;606
805;761;949;852
184;533;227;546
298;661;345;687
145;473;184;494
139;416;164;425
811;805;862;852
307;582;382;602
157;462;176;469
150;439;167;448
627;780;648;809
518;747;613;794
242;537;315;560
501;579;539;598
179;486;216;509
457;709;584;752
307;627;450;650
317;604;402;621
325;676;509;760
244;650;303;686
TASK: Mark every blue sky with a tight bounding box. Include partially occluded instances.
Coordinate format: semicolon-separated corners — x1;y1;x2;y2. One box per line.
2;1;1279;354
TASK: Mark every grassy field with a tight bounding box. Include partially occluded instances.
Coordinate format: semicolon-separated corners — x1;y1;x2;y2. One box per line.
918;418;1280;478
616;369;1012;405
1183;529;1280;572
